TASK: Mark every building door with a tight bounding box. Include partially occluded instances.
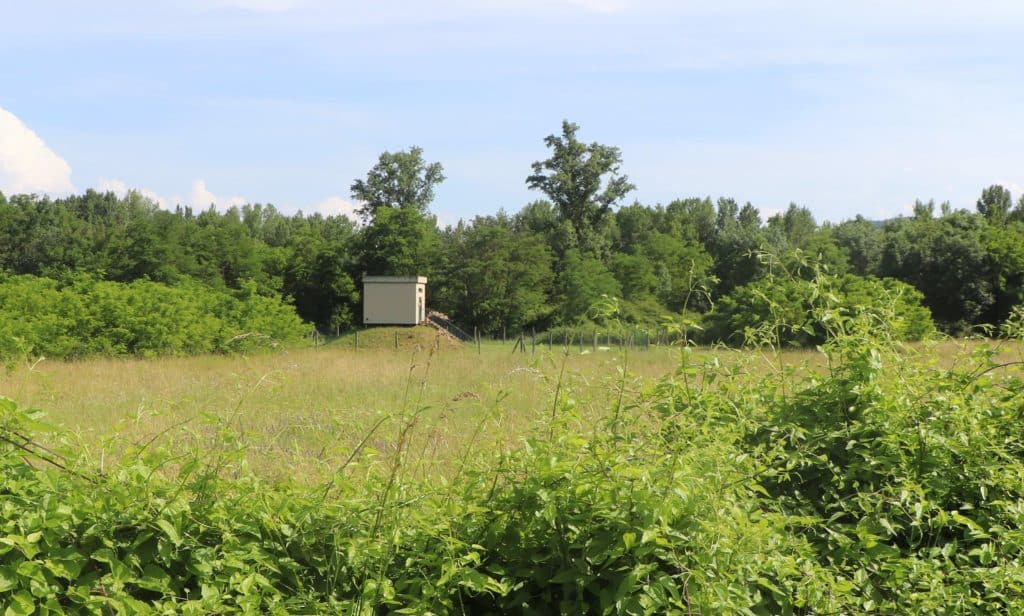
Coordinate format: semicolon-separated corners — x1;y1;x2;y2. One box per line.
418;297;424;323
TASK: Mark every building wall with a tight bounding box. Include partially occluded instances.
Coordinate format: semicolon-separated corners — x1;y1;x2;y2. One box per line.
363;276;426;325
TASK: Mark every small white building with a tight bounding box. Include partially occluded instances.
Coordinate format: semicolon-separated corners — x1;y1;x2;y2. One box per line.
362;276;427;325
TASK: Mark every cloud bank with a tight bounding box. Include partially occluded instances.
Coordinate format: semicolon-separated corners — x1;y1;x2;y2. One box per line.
312;195;360;221
97;178;169;208
190;179;247;211
0;107;74;195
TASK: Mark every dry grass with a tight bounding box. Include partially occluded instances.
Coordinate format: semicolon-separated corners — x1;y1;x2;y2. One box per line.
2;331;1019;483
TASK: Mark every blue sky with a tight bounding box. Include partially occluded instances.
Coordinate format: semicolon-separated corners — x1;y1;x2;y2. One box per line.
2;1;1023;225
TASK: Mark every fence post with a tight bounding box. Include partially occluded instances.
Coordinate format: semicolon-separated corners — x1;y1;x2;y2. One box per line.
395;330;399;351
355;328;359;352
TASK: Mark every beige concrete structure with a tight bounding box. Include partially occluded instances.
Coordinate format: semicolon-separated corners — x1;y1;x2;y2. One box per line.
362;276;427;325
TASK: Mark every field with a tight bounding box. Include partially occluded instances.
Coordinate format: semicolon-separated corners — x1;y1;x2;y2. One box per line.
3;327;1024;613
2;327;810;482
0;330;1010;482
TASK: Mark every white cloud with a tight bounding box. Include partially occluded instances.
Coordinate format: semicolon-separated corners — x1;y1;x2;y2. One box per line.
97;178;169;208
0;106;75;195
190;179;247;211
312;195;361;221
97;178;129;194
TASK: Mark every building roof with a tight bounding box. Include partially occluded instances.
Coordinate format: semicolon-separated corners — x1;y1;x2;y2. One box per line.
363;275;427;284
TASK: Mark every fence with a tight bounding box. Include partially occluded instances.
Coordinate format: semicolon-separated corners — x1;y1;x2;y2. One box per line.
314;324;691;354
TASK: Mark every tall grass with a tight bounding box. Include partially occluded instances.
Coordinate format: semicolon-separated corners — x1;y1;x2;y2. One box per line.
1;334;1011;482
3;337;697;481
2;318;1023;612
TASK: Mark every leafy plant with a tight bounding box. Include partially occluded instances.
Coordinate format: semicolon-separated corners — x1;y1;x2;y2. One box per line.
1;272;1022;613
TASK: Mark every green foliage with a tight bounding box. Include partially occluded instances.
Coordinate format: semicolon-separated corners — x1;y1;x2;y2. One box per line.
526;120;635;256
357;206;440;278
642;233;714;312
557;249;623;323
976;184;1013;223
764;203;817;252
749;314;1024;612
283;214;360;331
838;275;935;341
983;221;1024;326
349;147;444;279
878;210;995;332
831;215;882;276
350;146;446;224
609;251;657;301
710;200;764;296
0;274;309;360
3;275;1023;613
705;266;935;347
3;172;1024;343
439;214;555;335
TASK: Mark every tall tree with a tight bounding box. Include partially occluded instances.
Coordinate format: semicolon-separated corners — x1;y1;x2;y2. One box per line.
357;206;440;277
350;146;445;224
1014;195;1024;223
526;121;635;255
558;249;622;322
664;197;716;247
879;211;994;331
832;215;881;277
976;184;1013;223
352;147;444;276
711;200;764;296
765;204;817;251
641;232;713;311
443;215;554;334
612;202;657;254
284;214;360;331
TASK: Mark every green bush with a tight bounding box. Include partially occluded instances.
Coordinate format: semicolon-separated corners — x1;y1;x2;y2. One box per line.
703;272;936;347
0;274;309;359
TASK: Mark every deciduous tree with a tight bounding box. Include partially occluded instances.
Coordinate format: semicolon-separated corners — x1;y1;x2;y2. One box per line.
350;146;445;224
526;121;635;255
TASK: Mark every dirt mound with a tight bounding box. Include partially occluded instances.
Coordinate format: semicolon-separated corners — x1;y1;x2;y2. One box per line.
332;326;463;352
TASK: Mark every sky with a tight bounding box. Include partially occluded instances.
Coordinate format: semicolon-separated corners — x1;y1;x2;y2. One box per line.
1;1;1023;225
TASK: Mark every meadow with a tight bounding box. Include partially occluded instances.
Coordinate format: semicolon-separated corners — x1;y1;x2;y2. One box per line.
3;324;1024;613
2;327;814;482
0;329;1008;483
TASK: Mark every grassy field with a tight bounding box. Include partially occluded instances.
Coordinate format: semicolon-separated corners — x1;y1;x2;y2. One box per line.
4;326;1024;611
0;326;1016;483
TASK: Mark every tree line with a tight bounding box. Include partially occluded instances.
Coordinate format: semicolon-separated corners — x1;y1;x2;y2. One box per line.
2;120;1023;347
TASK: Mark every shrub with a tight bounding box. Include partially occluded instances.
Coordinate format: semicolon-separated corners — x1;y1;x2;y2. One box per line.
703;271;936;347
0;274;309;359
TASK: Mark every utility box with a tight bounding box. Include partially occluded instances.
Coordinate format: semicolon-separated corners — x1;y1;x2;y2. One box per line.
362;276;427;325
